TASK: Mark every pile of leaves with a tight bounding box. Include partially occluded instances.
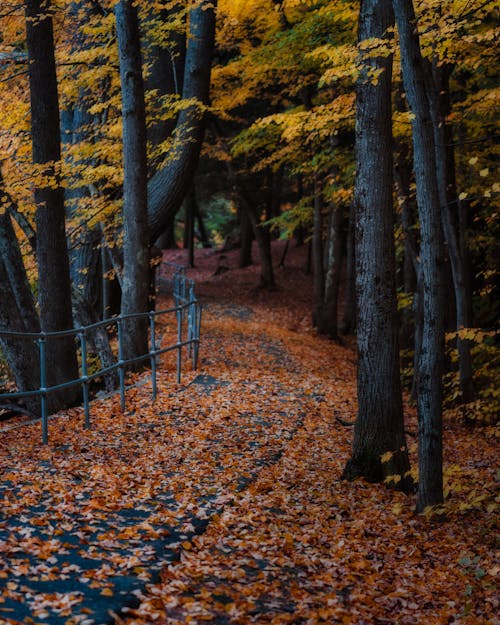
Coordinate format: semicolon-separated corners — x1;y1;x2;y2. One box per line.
0;242;497;624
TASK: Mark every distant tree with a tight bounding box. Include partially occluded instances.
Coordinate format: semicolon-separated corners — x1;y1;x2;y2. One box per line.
342;0;411;491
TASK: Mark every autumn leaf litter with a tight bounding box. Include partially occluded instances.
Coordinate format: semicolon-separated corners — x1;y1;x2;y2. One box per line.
0;243;498;625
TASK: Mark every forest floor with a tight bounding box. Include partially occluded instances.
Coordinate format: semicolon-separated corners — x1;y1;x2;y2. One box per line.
0;241;498;625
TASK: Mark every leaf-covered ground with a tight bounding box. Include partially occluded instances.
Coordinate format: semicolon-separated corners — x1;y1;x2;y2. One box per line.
0;242;498;625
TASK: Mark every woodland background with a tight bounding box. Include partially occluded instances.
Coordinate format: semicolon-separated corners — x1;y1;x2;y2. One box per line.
0;0;498;569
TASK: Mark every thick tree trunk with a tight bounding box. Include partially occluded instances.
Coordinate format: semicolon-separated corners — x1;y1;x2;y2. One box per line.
343;0;411;491
393;0;445;511
147;0;217;244
116;0;150;362
25;0;79;410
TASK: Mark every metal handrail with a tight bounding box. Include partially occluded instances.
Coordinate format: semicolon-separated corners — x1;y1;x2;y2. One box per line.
0;267;201;443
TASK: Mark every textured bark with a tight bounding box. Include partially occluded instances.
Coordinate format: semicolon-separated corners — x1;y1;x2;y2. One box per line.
147;0;217;244
393;0;445;511
25;0;79;409
116;0;150;362
343;0;411;491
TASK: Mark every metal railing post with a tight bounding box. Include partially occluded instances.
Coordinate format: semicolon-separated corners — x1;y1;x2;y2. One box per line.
79;330;91;429
176;305;182;384
149;312;157;401
117;318;126;411
194;304;202;370
38;334;48;444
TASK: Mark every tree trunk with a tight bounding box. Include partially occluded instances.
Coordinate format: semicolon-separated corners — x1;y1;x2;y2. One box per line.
343;0;411;491
312;182;325;327
184;185;196;267
239;206;253;268
25;0;79;410
143;0;186;176
394;120;418;352
147;0;217;244
0;211;40;414
429;62;474;403
116;0;150;362
341;200;356;335
393;0;445;511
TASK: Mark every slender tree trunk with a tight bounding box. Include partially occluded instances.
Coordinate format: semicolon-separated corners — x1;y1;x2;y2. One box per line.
341;200;356;334
393;0;445;511
25;0;79;410
394;125;418;352
116;0;150;362
184;185;196;267
195;201;211;248
312;181;325;327
250;211;276;290
343;0;411;491
429;62;474;403
239;206;253;268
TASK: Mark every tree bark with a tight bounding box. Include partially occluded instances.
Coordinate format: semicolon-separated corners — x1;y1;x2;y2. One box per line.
0;211;41;413
147;0;217;244
25;0;80;410
343;0;411;491
312;182;325;326
239;206;253;268
116;0;150;362
429;62;474;403
341;200;356;334
144;0;186;176
393;0;445;511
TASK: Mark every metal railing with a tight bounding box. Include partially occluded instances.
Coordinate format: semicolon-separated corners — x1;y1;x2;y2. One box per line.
0;266;201;444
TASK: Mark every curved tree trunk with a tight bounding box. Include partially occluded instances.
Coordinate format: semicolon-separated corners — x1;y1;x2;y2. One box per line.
342;0;411;491
144;0;186;176
393;0;445;512
147;0;217;244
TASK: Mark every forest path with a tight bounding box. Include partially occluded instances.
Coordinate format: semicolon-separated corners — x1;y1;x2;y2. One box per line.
0;245;356;625
0;242;496;625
